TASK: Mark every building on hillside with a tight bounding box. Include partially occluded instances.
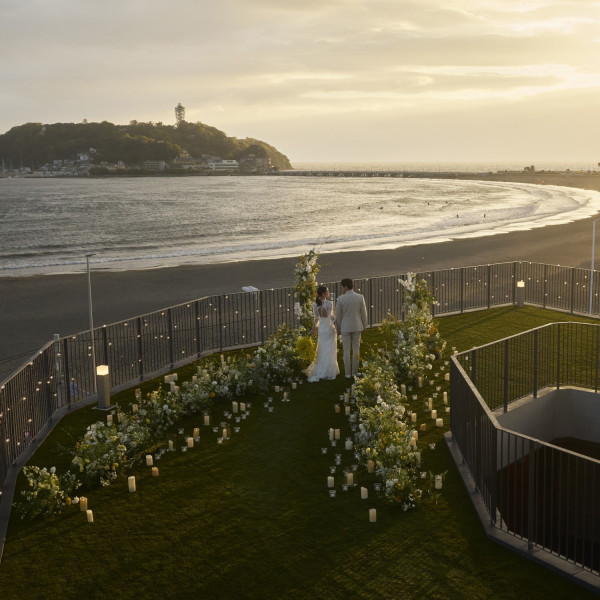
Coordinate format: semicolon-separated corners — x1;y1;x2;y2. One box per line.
207;159;238;171
142;160;166;171
239;153;271;173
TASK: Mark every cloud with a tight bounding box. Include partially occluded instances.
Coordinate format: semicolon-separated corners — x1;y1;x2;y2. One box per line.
1;0;599;162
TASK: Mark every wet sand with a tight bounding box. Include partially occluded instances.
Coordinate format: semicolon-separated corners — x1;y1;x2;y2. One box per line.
1;171;599;380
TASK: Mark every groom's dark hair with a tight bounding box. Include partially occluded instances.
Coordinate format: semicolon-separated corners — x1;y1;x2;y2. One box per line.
341;278;354;289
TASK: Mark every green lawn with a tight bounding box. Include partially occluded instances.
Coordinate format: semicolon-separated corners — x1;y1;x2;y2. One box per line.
0;306;598;599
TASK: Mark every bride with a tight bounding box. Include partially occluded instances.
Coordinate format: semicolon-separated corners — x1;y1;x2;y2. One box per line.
306;286;340;382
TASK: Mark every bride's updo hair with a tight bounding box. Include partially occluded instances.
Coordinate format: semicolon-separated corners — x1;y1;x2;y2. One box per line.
315;286;328;306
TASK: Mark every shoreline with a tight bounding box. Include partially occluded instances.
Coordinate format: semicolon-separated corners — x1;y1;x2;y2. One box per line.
2;171;600;379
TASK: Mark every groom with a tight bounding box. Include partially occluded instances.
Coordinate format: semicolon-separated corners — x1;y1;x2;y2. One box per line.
335;278;368;378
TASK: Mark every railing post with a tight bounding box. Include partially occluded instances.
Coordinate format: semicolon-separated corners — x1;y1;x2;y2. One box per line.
533;329;538;399
137;317;144;381
503;339;509;413
195;301;202;358
543;264;548;309
63;338;71;409
527;441;536;552
594;326;600;393
471;348;476;387
431;271;436;318
512;262;517;304
570;267;575;314
487;264;491;309
460;268;464;313
490;426;497;526
167;308;175;369
259;291;265;344
556;323;561;389
53;334;64;408
368;278;373;327
102;325;109;366
217;296;224;352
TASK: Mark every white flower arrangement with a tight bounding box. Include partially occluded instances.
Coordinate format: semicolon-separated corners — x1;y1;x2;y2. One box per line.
353;357;423;508
14;466;79;520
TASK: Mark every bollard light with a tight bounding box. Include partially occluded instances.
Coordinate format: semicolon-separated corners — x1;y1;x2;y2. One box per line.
96;364;111;409
516;280;525;308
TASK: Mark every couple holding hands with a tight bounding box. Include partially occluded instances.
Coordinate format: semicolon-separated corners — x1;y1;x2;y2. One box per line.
306;278;368;382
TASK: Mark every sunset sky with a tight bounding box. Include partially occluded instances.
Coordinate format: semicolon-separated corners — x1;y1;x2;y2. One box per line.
2;0;599;163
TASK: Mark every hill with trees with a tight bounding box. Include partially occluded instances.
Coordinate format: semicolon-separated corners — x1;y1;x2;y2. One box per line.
0;119;293;171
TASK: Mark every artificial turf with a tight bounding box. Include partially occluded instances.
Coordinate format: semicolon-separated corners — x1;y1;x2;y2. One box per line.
0;306;597;599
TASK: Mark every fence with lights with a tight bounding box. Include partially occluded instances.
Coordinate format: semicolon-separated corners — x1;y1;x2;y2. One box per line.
0;260;598;498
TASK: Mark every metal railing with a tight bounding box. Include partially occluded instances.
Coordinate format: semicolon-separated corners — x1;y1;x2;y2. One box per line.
1;260;599;498
450;322;600;577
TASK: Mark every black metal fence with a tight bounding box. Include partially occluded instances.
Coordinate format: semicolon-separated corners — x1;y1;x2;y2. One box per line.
1;260;599;500
451;322;600;576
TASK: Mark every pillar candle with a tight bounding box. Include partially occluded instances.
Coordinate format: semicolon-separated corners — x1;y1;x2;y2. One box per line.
345;406;351;416
204;414;210;426
222;428;228;440
192;375;198;382
344;393;350;402
361;487;368;499
428;398;433;410
345;439;353;451
346;472;354;486
232;401;239;414
146;454;153;466
86;509;94;523
132;403;138;412
292;382;297;390
436;418;444;428
106;414;113;426
369;508;377;522
443;392;448;404
334;404;340;413
128;476;136;492
220;354;225;364
412;430;419;440
193;427;200;440
80;496;88;511
283;392;288;400
445;372;450;381
417;376;423;388
435;475;443;489
187;437;194;448
420;423;427;432
135;388;141;399
431;409;437;419
400;384;406;395
410;437;416;447
329;428;334;441
168;440;174;451
367;459;375;473
240;402;246;412
334;429;341;440
327;476;334;488
152;466;159;477
164;375;171;383
411;412;417;423
274;385;280;392
169;381;177;393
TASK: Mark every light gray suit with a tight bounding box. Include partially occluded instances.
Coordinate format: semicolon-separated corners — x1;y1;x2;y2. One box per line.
335;289;368;377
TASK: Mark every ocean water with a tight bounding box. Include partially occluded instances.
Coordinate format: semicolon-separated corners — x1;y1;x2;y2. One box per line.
1;173;599;277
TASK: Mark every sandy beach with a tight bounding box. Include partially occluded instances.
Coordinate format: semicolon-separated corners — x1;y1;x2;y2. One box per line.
1;171;599;380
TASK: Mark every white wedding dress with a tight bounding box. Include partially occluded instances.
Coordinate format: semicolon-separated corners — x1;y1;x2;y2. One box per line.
306;300;340;382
